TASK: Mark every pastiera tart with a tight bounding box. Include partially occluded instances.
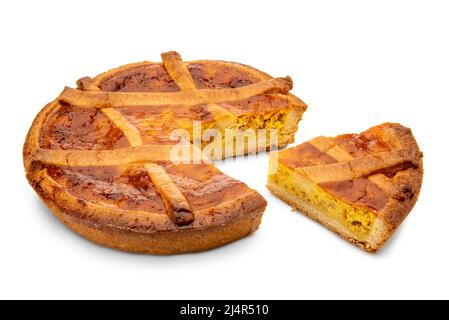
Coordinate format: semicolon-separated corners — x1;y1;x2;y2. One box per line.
267;123;423;252
24;51;307;254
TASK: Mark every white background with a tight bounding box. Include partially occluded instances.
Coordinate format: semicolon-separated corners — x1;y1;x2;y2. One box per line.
1;0;448;300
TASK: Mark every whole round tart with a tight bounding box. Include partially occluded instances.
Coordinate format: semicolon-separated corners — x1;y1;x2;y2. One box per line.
23;51;307;254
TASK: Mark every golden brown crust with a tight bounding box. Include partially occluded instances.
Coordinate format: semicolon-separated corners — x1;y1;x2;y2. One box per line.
44;182;265;255
58;77;293;108
27;164;265;234
270;123;423;252
57;208;265;255
23;51;304;254
93;59;306;114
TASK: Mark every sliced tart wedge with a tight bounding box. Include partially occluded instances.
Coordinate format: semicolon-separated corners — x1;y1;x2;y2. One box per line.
267;123;423;252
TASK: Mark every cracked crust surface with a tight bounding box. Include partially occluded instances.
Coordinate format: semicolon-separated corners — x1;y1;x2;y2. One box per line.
24;51;307;254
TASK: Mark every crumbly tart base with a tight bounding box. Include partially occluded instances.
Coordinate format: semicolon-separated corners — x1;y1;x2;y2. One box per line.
45;190;265;254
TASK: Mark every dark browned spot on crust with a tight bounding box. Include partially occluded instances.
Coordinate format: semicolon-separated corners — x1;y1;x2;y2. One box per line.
334;132;391;158
98;64;180;92
279;142;338;169
46;165;166;213
370;161;418;178
39;104;129;150
393;184;416;202
187;62;260;89
320;178;388;211
170;206;195;226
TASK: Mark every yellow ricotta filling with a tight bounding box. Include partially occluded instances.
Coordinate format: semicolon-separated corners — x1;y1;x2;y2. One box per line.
270;162;376;238
199;111;288;155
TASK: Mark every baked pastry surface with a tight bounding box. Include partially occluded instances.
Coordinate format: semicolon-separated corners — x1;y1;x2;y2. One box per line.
267;123;423;252
24;51;307;254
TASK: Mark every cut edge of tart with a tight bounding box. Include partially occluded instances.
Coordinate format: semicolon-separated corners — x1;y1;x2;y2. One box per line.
90;57;307;159
23;51;307;254
267;123;423;252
